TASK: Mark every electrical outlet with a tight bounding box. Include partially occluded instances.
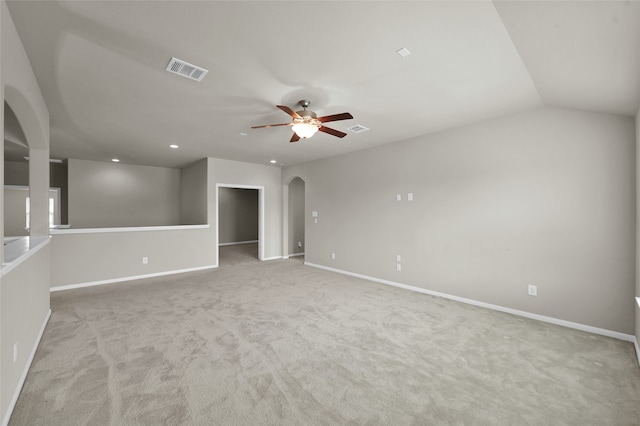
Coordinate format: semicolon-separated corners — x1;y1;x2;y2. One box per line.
396;193;402;201
331;253;336;260
396;255;401;263
298;241;303;248
528;285;537;296
142;257;148;264
407;193;413;201
13;342;18;363
396;263;402;272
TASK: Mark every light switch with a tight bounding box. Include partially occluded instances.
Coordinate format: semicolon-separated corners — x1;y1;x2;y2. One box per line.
407;193;413;201
312;211;318;217
396;194;402;201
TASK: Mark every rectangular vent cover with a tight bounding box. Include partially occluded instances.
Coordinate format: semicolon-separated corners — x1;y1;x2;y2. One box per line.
347;124;370;133
166;57;208;82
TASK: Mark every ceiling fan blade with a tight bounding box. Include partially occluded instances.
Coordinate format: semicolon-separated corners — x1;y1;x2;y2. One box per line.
290;133;300;143
277;105;302;119
319;126;347;138
251;123;292;129
317;112;353;123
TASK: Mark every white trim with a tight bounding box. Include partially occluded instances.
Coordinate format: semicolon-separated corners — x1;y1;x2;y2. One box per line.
634;337;640;368
304;262;636;343
262;256;283;261
216;184;265;262
4;184;29;191
219;240;258;247
50;264;218;292
636;296;640;309
50;224;210;235
2;237;50;276
1;309;51;426
288;252;305;257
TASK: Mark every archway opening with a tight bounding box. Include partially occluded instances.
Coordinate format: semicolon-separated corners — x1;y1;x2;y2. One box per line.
287;177;305;258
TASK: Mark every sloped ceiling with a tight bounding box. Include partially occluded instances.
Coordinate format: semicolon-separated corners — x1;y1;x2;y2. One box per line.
5;1;640;168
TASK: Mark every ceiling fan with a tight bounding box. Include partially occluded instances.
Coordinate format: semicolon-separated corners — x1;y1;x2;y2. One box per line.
252;100;354;143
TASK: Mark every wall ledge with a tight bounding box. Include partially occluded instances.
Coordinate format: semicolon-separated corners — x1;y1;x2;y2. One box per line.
305;262;636;344
50;224;209;235
2;236;50;276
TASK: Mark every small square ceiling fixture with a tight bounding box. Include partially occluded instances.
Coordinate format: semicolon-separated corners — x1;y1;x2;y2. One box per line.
166;57;208;82
396;47;412;58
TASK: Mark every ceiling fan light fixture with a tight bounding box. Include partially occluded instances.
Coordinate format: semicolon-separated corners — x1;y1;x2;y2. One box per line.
292;122;319;139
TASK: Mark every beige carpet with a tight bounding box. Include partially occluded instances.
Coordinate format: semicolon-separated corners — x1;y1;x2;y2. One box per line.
9;243;640;425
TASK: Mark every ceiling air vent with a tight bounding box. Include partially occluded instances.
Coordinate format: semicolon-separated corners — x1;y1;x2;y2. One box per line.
165;57;208;82
347;124;370;134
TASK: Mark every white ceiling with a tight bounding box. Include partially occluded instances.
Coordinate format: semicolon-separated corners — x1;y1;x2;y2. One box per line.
5;1;640;169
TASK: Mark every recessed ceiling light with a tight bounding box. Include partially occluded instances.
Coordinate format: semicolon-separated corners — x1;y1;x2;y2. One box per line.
169;144;179;149
270;160;277;164
111;158;120;163
396;47;411;58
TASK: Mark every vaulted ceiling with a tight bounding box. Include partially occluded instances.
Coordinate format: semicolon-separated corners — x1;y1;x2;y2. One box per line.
5;1;640;168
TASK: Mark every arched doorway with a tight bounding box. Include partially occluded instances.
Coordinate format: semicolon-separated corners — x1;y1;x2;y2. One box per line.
283;176;305;259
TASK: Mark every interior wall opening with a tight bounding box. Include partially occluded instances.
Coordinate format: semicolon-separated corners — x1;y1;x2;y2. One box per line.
4;102;30;241
288;177;305;257
216;185;264;266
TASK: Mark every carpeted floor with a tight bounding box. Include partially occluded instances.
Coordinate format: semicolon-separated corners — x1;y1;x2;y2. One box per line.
9;243;640;425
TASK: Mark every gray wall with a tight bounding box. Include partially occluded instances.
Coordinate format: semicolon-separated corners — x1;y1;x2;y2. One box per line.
1;2;52;422
68;159;181;228
218;187;258;244
636;108;640;349
4;160;28;184
288;177;305;255
50;227;214;287
1;245;50;416
180;159;208;225
4;186;28;236
285;107;635;335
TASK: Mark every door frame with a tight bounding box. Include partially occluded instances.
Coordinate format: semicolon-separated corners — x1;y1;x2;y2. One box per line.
215;183;264;263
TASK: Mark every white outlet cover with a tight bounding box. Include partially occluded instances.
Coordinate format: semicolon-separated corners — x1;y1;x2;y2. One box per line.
528;285;537;296
407;193;413;201
396;264;402;271
331;253;336;260
396;255;401;262
312;211;318;217
396;193;402;201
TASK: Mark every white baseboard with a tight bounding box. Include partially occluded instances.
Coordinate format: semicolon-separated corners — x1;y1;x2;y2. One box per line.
305;262;636;343
2;309;51;426
50;265;218;292
219;240;258;247
288;252;305;257
261;256;283;261
634;337;640;368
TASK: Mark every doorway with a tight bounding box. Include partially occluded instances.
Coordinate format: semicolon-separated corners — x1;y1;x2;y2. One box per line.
216;184;264;266
287;177;305;257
